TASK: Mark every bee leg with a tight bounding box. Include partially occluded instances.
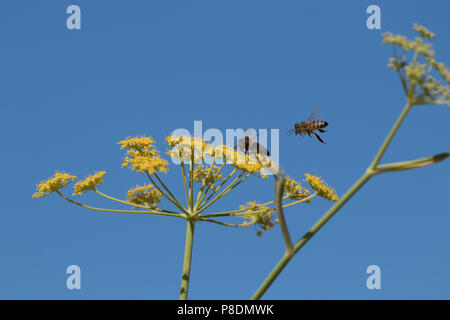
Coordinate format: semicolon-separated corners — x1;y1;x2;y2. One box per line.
318;129;326;133
313;132;326;144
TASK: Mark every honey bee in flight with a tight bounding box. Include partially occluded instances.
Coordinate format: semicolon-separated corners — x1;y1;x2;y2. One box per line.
287;107;328;144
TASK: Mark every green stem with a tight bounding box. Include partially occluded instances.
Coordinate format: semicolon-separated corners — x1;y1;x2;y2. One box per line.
274;173;293;254
181;161;190;207
147;173;187;213
251;172;372;300
94;190;179;214
198;167;237;210
369;101;412;170
282;193;317;209
188;144;195;212
195;161;227;210
375;151;450;174
179;220;195;300
197;171;247;213
193;159;217;210
199;218;255;228
56;191;184;218
200;208;272;219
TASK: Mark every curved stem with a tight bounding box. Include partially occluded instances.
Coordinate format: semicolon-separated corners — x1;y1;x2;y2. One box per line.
259;195;290;207
251;172;372;300
179;220;195;300
282;193;317;209
56;191;183;218
94;190;179;214
274;173;293;254
199;218;255;228
200;193;315;219
200;209;272;219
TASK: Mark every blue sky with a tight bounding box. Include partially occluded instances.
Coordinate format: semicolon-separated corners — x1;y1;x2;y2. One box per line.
0;1;449;299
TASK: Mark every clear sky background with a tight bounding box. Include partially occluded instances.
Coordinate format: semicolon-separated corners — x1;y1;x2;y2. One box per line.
0;1;449;299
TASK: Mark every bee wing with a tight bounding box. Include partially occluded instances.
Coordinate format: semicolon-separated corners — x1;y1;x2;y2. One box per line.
287;129;295;135
240;137;268;155
305;106;320;122
253;141;269;156
236;137;247;151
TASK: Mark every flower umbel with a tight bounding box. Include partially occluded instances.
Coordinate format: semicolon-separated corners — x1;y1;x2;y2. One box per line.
413;23;435;39
73;171;106;196
167;135;210;164
382;24;450;107
193;164;223;191
33;171;77;198
240;202;276;236
284;177;311;202
127;184;162;209
304;174;339;201
120;135;169;174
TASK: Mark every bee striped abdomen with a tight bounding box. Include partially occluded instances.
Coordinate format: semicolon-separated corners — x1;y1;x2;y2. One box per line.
312;120;328;129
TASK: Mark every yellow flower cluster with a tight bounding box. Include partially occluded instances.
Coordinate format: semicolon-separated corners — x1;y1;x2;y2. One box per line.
33;171;77;198
127;184;162;209
166;135;209;163
205;145;236;164
284;177;311;201
120;135;169;174
304;174;339;202
240;201;276;236
125;155;169;174
233;153;274;178
119;135;156;151
193;164;223;190
383;24;449;106
413;23;435;39
206;144;276;178
73;171;106;196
